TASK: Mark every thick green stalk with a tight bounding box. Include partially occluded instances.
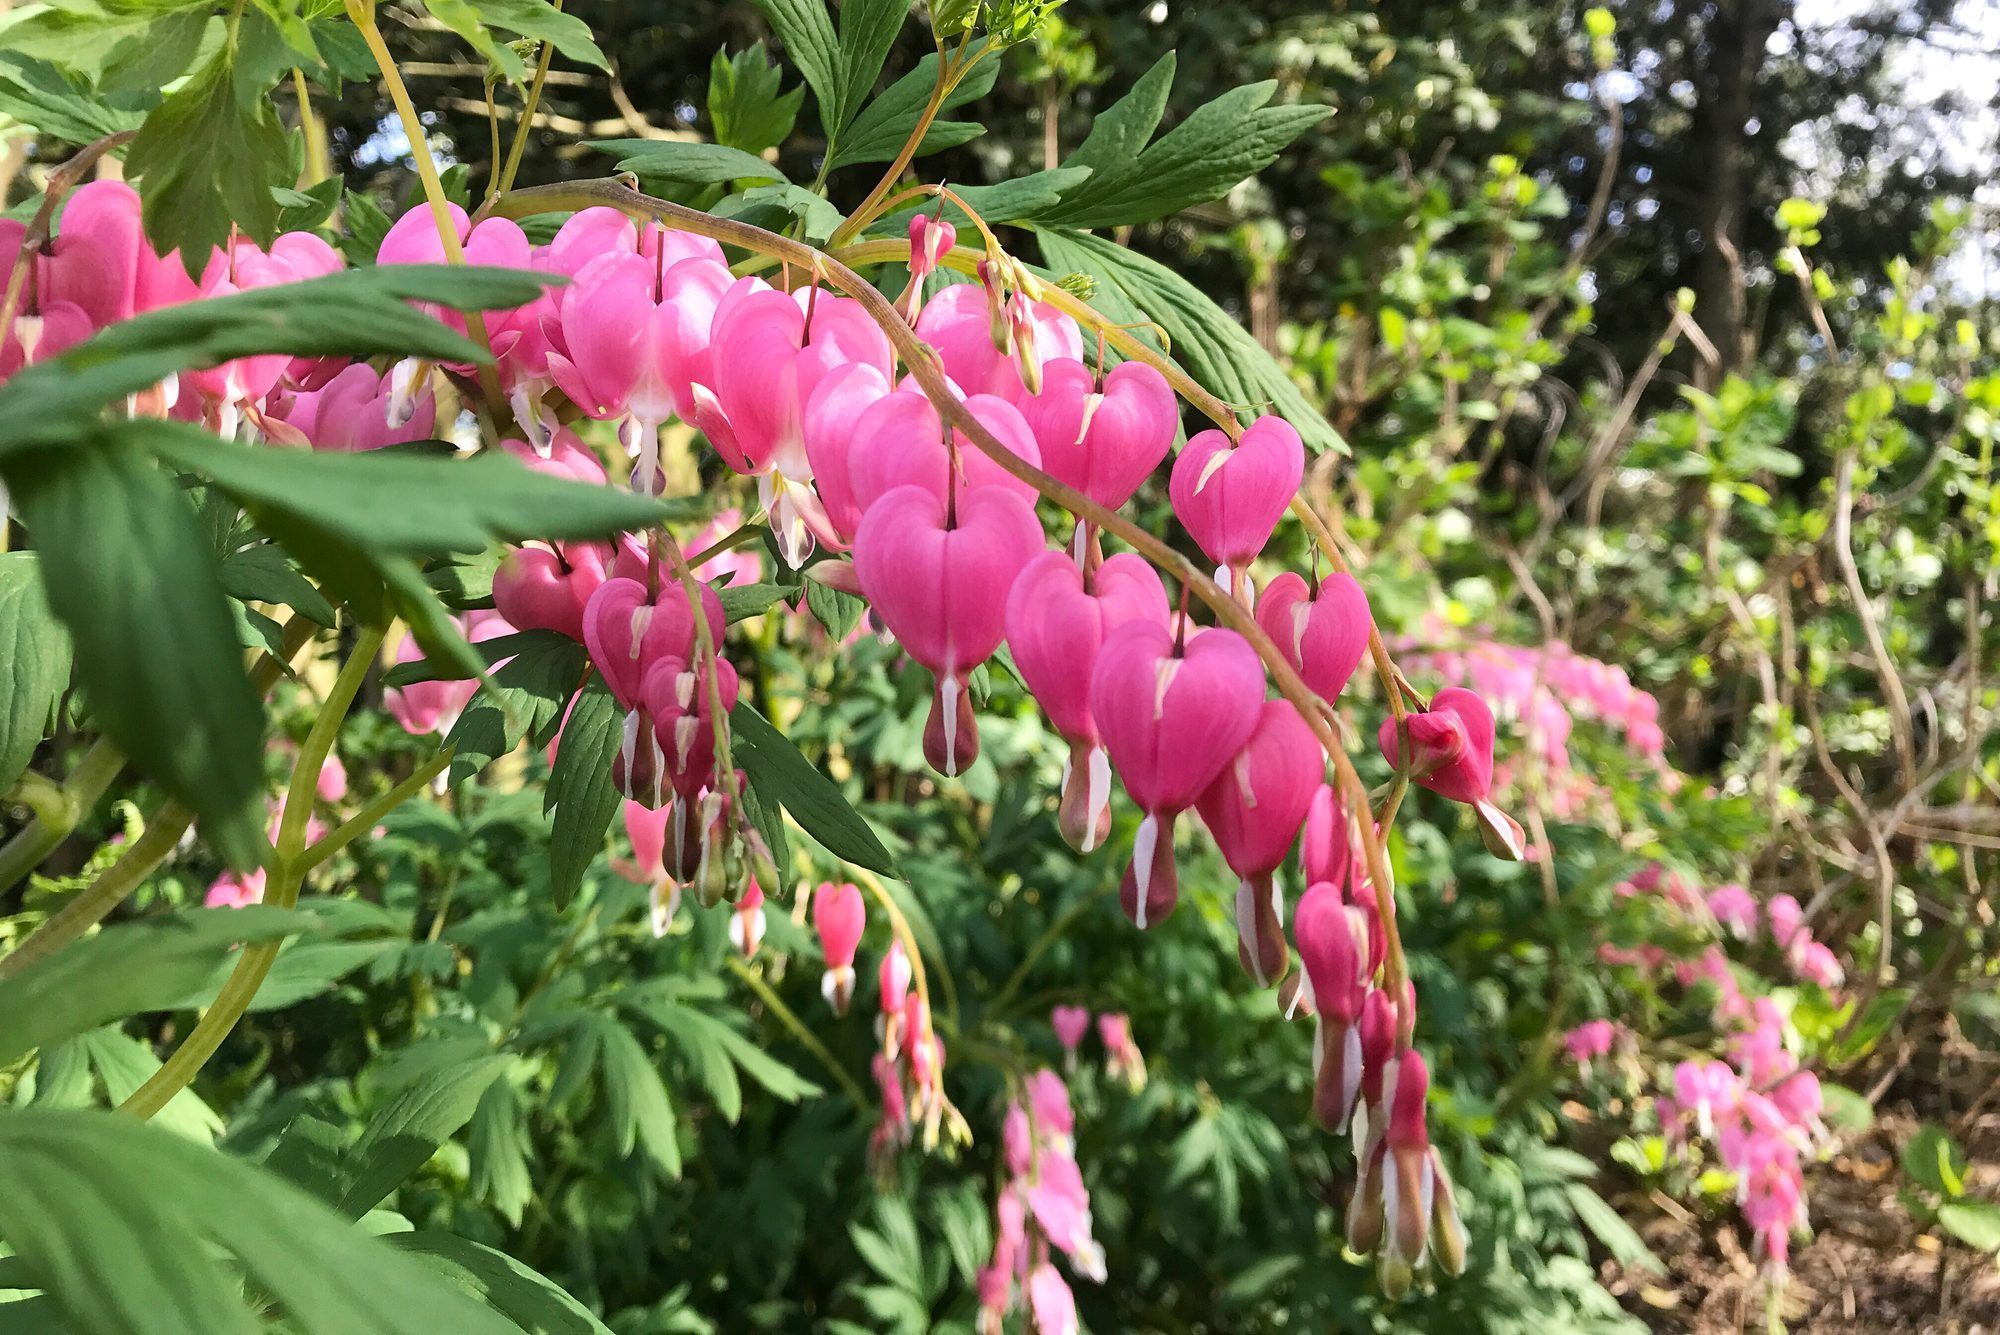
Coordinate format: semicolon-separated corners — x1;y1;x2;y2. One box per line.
0;801;193;982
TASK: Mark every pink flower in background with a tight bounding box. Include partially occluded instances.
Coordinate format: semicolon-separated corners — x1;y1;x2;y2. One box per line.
1051;1005;1091;1055
205;866;267;909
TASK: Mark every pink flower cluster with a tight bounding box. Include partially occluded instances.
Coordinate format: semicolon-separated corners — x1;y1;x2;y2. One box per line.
1563;1018;1629;1074
1050;1005;1147;1090
867;942;957;1170
1401;634;1671;824
978;1069;1104;1335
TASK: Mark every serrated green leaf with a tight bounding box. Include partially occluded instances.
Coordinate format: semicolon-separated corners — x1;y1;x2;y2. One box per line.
124;41;290;272
598;1021;682;1177
830;51;998;169
339;1056;511;1216
708;43;803;154
544;677;622;911
830;0;910;140
468;1082;534;1227
730;702;897;875
0;554;71;793
805;578;865;641
219;542;339;626
7;440;267;865
0;53;147;143
751;0;839;138
0;1108;519;1335
588;139;787;186
1062;53;1174;181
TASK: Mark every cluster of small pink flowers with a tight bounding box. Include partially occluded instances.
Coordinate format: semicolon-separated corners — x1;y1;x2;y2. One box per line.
1563;1018;1629;1074
1400;634;1671;824
1578;862;1847;1276
977;1068;1104;1335
1049;1005;1147;1091
866;942;961;1172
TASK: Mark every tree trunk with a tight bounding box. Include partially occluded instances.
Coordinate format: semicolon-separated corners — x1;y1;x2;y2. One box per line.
1689;0;1784;387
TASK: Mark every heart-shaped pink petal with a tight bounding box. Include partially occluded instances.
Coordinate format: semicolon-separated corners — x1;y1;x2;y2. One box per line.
1167;416;1305;569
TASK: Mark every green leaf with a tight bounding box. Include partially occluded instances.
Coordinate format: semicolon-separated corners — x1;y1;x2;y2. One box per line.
805;578;864;641
830;0;911;141
124;41;291;272
339;1056;511;1216
1904;1123;1970;1198
8;440;268;864
708;44;803;154
0;554;72;793
277;175;345;234
0;266;548;448
218;541;339;627
830;50;999;169
150;428;670;556
0;908;318;1069
0;53;146;143
876;167;1091;231
1818;1082;1875;1133
1937;1200;2000;1252
1061;53;1174;182
712;184;846;244
392;1233;614;1334
422;0;607;84
1563;1182;1664;1274
442;632;590;783
719;582;795;623
69;1027;223;1144
588;139;787;187
1046;66;1329;229
730;703;897;875
751;0;839;138
544;677;622;911
467;1082;534;1228
598;1021;682;1178
1036;227;1344;455
0;1108;519;1335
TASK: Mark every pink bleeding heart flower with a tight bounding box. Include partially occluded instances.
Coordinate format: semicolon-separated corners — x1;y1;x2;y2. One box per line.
1299;783;1353;890
580;576;727;710
1296;881;1372;1131
383;612;515;736
908;213;956;285
801;361;894;545
728;879;767;958
844;387;1044;524
617;800;682;936
185;232;344;422
1090;620;1265;929
632;654;740;804
1350;988;1400;1145
547;249;741;489
1027;1264;1079;1335
1197;699;1324;987
499;429;607;485
268;362;435;451
1098;1011;1146;1090
493;541;616;643
1168;416;1303;586
914;283;1083;402
40;181;198;331
1378;686;1525;860
1354;1050;1466;1292
0;218;91;378
1005;549;1169;852
813;881;867;1014
852;483;1046;777
378;204;534;343
1017;358;1177;511
1255;570;1372;702
1707;882;1759;940
696;285;894;565
1766;893;1805;950
1051;1005;1091;1054
206;866;268;909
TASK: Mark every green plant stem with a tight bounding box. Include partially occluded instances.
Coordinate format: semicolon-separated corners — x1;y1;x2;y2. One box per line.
296;745;454;875
121;625;386;1120
346;0;504;411
684;520;765;571
0;800;193;982
724;954;869;1110
496;6;562;197
0;744;124;895
827;36;987;248
991;883;1116;1016
491;177;1417;1033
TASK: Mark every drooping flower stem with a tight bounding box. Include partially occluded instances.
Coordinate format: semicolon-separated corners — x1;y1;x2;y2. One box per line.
725;954;871;1110
121;625;387;1120
492;178;1419;1031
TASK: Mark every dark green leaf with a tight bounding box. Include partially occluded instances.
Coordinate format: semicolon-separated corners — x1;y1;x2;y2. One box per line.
805;579;865;641
831;51;998;169
1903;1123;1969;1198
544;677;622;911
877;167;1090;231
598;1021;682;1177
719;582;794;623
8;439;267;864
218;542;338;627
124;42;291;272
1062;53;1174;181
707;44;803;155
276;175;344;234
0;554;72;793
339;1056;511;1216
831;0;911;140
423;0;608;83
443;633;590;783
0;909;318;1067
392;1233;614;1334
0;53;146;143
1036;227;1344;454
0;1108;519;1335
730;703;897;875
589;139;786;186
467;1082;534;1228
751;0;839;139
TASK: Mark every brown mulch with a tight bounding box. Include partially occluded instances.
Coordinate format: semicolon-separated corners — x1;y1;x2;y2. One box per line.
1599;1112;2000;1333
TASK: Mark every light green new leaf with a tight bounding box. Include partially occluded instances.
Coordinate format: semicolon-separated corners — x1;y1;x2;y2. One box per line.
598;1021;683;1178
0;554;71;793
0;908;317;1070
544;677;622;911
393;1232;614;1335
589;139;787;186
1036;227;1344;455
124;42;290;272
7;441;268;864
730;702;898;875
424;0;607;84
1904;1123;1970;1198
0;53;146;143
0;1108;519;1335
1937;1200;2000;1252
708;43;803;154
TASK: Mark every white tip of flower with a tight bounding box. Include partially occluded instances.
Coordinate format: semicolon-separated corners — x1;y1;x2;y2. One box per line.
1131;813;1160;931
